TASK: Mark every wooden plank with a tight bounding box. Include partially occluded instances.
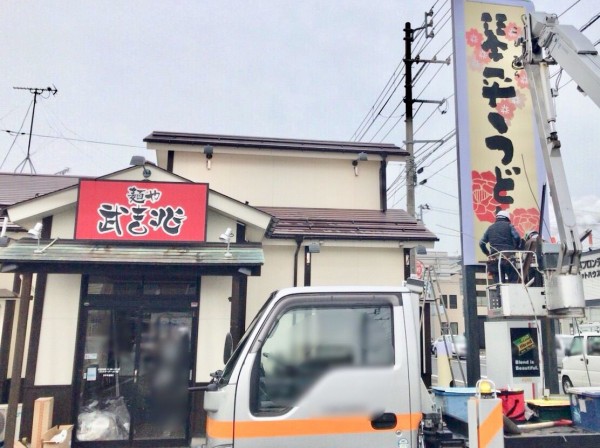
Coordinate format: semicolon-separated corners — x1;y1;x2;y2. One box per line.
31;397;54;448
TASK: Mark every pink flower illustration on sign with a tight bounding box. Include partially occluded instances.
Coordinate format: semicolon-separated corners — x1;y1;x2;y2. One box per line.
515;69;529;89
472;170;507;223
505;22;522;41
474;46;492;64
496;99;517;121
510;208;540;237
511;90;527;109
466;28;484;47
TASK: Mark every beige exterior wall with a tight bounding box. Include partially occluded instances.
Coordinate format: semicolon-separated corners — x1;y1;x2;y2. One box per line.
311;246;404;286
169;150;382;209
51;208;76;238
206;210;240;243
35;274;81;385
196;276;231;382
247;244;296;322
7;298;34;379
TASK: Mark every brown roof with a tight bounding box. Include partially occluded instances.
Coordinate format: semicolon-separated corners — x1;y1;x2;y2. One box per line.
258;207;437;242
144;132;408;157
0;173;81;207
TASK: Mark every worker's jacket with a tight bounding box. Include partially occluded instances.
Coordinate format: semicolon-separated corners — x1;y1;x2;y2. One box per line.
479;219;521;255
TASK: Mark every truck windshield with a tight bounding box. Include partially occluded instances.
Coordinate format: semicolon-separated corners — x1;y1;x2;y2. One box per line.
220;292;275;385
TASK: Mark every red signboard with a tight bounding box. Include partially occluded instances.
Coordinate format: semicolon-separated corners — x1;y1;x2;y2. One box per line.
75;180;208;242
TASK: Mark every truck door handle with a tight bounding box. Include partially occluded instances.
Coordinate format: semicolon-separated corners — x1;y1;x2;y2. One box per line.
371;412;397;430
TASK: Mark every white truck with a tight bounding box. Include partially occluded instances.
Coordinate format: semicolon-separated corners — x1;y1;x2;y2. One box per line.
202;286;437;448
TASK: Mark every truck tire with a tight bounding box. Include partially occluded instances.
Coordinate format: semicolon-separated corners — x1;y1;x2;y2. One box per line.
562;376;573;394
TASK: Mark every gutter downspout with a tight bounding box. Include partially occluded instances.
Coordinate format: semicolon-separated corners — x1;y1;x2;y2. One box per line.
293;238;303;287
380;155;388;212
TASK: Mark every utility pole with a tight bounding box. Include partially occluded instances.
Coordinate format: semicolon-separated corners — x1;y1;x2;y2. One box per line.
404;15;447;275
12;86;58;174
405;22;416;224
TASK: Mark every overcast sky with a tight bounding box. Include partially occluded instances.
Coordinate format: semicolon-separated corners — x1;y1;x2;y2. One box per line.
1;0;599;255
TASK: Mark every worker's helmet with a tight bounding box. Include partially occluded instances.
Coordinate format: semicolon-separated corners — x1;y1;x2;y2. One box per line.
496;210;510;220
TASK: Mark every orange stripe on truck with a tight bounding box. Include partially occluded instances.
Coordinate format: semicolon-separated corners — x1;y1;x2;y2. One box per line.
207;413;421;439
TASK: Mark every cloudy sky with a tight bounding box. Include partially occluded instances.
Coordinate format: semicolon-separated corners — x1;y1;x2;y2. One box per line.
1;0;599;255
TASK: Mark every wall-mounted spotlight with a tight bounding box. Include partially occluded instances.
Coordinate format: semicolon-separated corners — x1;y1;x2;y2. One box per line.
352;152;368;176
204;145;214;170
27;222;58;253
130;156;152;179
28;222;43;251
219;227;234;258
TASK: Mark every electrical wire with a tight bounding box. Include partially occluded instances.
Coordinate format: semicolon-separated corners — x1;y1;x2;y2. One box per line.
353;2;452;142
0;100;33;170
386;132;456;198
1;129;146;149
351;63;405;141
559;0;583;18
354;73;407;142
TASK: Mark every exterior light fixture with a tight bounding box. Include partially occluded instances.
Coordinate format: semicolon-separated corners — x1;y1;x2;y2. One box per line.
352;152;368;176
28;222;43;239
308;242;321;253
0;217;8;247
0;217;7;238
26;222;58;253
219;227;234;258
204;145;214;170
130;155;152;179
28;222;43;251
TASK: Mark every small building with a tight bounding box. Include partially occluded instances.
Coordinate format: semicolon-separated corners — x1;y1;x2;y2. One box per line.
0;133;436;446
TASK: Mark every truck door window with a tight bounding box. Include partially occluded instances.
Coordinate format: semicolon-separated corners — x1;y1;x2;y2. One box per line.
588;336;600;356
252;305;393;414
570;336;583;356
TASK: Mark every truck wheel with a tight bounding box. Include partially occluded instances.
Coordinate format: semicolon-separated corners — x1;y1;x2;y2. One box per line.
562;376;573;394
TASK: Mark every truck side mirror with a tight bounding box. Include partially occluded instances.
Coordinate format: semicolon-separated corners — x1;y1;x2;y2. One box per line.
565;348;571;357
223;332;234;364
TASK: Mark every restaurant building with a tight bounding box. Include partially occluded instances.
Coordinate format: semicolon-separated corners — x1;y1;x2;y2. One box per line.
0;133;436;446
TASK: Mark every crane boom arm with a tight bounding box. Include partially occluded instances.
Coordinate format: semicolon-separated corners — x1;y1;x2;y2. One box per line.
520;12;600;276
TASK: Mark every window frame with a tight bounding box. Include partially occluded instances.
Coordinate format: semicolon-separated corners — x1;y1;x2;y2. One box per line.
570;336;584;356
247;293;401;416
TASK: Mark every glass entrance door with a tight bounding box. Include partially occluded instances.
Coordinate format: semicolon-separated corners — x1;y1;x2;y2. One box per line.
76;307;194;446
133;311;192;441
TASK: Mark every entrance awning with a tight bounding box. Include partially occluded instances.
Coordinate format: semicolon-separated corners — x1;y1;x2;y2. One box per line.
0;239;264;275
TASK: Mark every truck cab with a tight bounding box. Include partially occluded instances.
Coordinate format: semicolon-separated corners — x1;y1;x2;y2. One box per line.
203;286;425;448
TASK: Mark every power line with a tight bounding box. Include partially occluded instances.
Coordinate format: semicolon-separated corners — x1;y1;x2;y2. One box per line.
387;131;455;198
421;183;458;198
352;1;452;143
1;129;146;149
559;0;584;18
350;62;405;141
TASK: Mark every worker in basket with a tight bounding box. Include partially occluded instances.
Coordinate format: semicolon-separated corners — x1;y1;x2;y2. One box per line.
479;210;523;284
